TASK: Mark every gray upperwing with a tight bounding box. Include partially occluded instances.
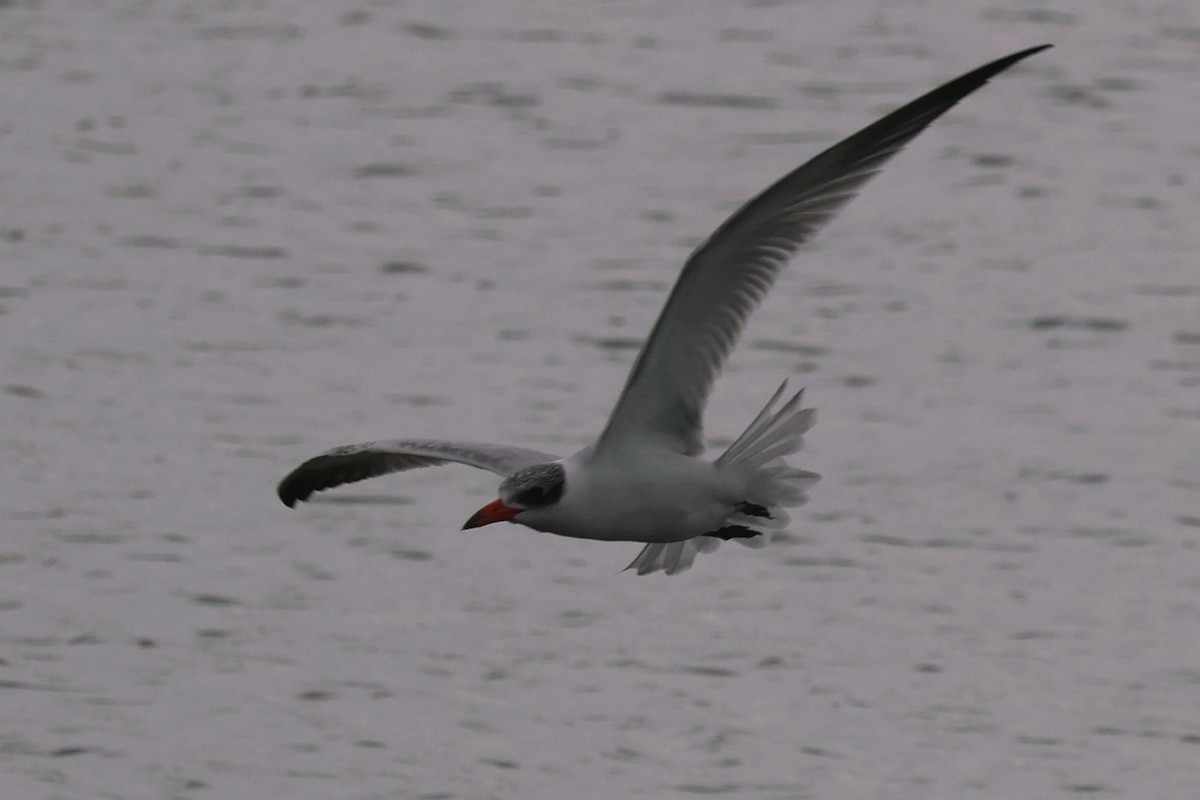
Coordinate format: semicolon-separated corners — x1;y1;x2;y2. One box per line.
594;45;1050;457
277;439;561;507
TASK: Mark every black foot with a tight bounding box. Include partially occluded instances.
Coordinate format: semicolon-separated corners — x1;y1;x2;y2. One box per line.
736;501;772;520
707;525;762;541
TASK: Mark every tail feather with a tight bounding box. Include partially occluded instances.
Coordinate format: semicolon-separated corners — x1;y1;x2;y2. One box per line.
626;382;820;576
717;381;816;469
718;381;790;465
624;537;720;576
713;381;819;547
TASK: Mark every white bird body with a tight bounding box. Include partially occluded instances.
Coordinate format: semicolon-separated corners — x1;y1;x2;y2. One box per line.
278;45;1049;574
520;447;737;544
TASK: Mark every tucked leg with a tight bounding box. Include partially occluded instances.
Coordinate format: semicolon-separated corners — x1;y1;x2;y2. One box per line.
736;501;772;520
706;525;762;541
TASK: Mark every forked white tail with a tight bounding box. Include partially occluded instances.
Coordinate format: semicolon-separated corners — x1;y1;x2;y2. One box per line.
625;382;819;574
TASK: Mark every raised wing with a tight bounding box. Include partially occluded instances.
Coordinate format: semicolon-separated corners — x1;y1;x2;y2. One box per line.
595;45;1050;456
277;439;561;507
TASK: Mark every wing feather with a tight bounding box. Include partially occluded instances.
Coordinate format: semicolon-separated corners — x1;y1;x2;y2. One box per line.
596;45;1049;455
277;439;560;507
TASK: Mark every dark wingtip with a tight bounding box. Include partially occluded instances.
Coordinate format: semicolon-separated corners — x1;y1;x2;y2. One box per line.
932;43;1052;103
276;472;309;508
1014;43;1053;57
277;486;298;508
976;44;1053;81
1003;44;1053;70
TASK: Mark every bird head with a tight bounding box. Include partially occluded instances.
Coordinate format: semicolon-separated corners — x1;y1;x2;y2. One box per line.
461;462;566;529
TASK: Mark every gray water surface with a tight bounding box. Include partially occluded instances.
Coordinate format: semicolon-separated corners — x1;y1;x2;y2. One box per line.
2;2;1198;798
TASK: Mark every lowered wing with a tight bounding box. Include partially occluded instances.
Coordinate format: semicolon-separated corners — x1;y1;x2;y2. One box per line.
278;439;561;507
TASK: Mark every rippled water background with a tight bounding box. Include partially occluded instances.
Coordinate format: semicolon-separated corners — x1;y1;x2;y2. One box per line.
2;2;1198;798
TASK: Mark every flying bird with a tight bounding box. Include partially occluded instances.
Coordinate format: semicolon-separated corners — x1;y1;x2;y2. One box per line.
278;45;1050;574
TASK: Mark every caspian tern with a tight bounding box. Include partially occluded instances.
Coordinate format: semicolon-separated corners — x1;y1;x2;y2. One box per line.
278;45;1049;574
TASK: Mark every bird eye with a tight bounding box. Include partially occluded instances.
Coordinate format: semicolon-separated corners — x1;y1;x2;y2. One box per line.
519;486;544;506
